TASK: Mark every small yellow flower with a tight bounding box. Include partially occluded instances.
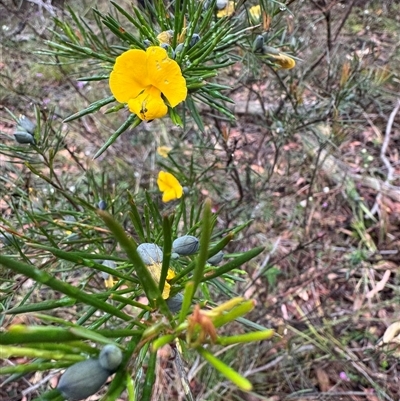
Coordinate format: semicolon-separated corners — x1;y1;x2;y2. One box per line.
268;53;296;70
157;146;172;158
157;171;183;202
249;5;261;22
104;275;117;289
147;262;176;299
217;1;235;18
109;47;187;121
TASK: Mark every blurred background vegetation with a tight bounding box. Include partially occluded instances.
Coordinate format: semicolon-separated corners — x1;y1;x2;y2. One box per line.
1;0;400;400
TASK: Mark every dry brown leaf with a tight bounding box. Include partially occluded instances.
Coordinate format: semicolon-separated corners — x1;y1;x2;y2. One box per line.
315;367;330;392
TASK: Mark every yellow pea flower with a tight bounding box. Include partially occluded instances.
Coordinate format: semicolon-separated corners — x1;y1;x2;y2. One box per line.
268;53;296;70
157;146;172;158
109;47;187;121
157;171;183;202
216;1;235;18
249;5;261;22
147;262;176;299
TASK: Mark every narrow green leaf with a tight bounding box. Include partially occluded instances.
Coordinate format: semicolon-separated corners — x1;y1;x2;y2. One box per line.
0;255;133;322
0;345;84;361
178;281;195;324
159;214;173;296
94;114;141;159
197;346;252;391
216;330;274;345
141;350;157;401
202;246;265;281
63;96;115;123
192;199;213;293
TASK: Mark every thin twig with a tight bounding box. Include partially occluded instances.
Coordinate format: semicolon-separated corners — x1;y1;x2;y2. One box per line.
370;99;400;215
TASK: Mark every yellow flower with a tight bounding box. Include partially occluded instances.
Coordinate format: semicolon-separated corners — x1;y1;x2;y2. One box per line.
157;146;172;158
104;275;117;289
266;52;296;70
157;171;183;203
109;47;187;121
249;5;261;22
217;1;235;18
147;262;176;299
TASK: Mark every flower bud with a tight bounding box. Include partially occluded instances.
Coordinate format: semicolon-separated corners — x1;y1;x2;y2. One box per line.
172;235;199;256
99;344;123;373
17;115;36;134
174;43;184;56
171;252;180;260
252;35;264;53
101;260;116;280
143;39;152;48
189;33;200;48
216;0;228;10
14;129;35;145
137;243;163;265
166;293;183;313
207;251;224;266
98;200;107;210
57;359;109;401
0;233;19;247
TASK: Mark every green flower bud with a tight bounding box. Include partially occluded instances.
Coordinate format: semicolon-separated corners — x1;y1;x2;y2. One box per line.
171;252;180;260
137;243;163;265
166;293;183;313
99;344;123;373
57;359;109;401
207;251;224;266
172;235;199;256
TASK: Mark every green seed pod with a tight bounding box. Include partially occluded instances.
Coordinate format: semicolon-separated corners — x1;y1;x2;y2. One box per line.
137;243;163;265
207;251;224;266
99;344;123;373
166;293;183;313
57;359;109;401
172;235;199;256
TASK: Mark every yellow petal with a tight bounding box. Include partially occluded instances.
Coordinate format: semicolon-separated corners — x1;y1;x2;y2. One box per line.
127;86;168;121
109;49;151;103
270;53;296;70
157;171;183;202
249;5;261;21
217;1;235;18
147;263;175;299
157;146;172;158
146;46;187;108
